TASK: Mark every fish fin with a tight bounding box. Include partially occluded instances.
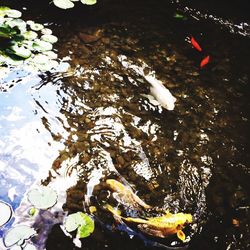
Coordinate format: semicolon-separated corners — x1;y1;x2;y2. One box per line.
138;224;165;238
177;230;186;242
131;192;152;209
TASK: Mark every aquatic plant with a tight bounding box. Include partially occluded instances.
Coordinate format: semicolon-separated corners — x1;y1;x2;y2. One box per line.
0;6;58;71
3;225;36;248
0;200;13;227
53;0;97;9
64;212;95;239
27;186;58;210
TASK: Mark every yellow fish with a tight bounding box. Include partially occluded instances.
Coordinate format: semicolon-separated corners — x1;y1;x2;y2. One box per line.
105;179;193;242
104;204;192;242
106;179;151;209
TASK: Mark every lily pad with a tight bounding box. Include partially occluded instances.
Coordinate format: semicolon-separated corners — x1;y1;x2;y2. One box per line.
0;6;10;17
24;31;38;40
53;0;75;9
41;28;52;35
43;50;58;59
5;9;22;18
41;34;58;44
27;186;58;210
8;44;31;59
0;24;17;39
64;212;94;238
9;246;22;250
3;225;36;248
29;23;43;31
5;18;26;30
32;40;53;52
0;200;12;227
81;0;97;5
23;243;37;250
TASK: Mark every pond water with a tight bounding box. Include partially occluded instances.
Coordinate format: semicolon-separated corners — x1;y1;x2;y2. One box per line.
0;0;250;249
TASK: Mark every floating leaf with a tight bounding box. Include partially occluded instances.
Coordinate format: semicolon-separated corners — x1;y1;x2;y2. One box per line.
5;18;26;30
43;50;58;59
41;28;52;35
64;212;82;232
81;0;97;5
41;34;58;44
7;44;31;59
76;214;95;238
29;23;43;31
53;0;75;9
27;186;57;210
0;24;17;39
9;246;22;250
26;20;34;26
23;243;37;250
64;212;94;239
0;6;10;11
0;6;10;17
3;225;36;248
0;200;12;227
5;9;22;18
32;40;53;52
24;31;38;40
32;54;50;64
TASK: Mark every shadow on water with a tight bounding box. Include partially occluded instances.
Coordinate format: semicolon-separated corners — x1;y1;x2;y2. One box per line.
0;0;250;249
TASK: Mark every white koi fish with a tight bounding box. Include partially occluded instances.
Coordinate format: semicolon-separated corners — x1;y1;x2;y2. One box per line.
118;55;176;111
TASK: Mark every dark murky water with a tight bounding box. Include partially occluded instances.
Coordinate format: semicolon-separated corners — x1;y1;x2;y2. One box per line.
1;0;250;249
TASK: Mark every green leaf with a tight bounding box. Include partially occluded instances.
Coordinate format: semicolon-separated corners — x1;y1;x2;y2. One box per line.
64;212;82;232
41;28;52;35
77;213;94;238
5;18;26;30
64;212;94;238
0;25;17;39
0;200;12;227
32;40;53;52
23;243;37;250
29;23;43;31
27;186;58;210
3;225;36;248
7;44;31;59
53;0;75;9
5;9;22;18
0;6;10;11
81;0;97;5
0;6;10;17
23;31;38;40
41;34;58;44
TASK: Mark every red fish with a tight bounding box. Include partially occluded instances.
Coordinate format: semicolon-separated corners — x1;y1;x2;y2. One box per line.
200;56;210;68
190;36;202;52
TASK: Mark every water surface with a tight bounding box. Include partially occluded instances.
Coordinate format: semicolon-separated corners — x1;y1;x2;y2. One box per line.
0;0;249;249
